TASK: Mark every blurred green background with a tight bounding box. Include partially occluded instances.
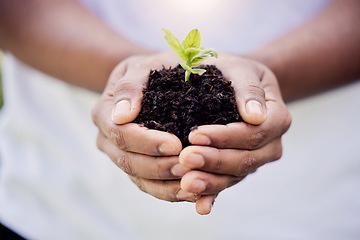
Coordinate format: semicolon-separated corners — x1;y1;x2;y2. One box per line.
0;51;3;109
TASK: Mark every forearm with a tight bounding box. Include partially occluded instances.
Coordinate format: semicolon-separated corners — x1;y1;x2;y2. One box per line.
0;0;152;92
247;0;360;102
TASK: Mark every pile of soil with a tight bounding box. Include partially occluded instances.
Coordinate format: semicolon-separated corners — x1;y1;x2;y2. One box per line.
134;65;242;147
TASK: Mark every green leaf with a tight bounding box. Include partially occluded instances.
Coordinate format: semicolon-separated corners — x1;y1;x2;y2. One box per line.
194;48;218;60
180;62;194;73
184;70;191;82
180;63;206;81
184;47;201;61
192;68;206;75
162;28;187;61
190;48;218;67
183;29;201;50
162;28;218;82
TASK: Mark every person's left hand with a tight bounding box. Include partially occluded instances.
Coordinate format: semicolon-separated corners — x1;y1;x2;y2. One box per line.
92;52;198;203
171;54;292;215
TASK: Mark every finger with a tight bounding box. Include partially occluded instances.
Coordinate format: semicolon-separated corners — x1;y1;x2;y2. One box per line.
217;57;267;125
92;93;182;156
96;131;188;179
110;59;149;124
180;170;243;195
179;138;282;176
196;195;216;215
129;176;198;202
188;100;291;150
111;53;180;124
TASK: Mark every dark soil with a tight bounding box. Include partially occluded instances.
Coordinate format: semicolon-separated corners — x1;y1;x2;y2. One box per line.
134;65;242;147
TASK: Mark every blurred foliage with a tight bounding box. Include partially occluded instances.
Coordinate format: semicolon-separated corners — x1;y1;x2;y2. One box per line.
0;51;3;109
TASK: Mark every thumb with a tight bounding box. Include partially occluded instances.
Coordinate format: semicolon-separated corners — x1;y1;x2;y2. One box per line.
110;65;146;125
112;98;140;124
232;74;267;125
240;99;267;125
214;55;267;126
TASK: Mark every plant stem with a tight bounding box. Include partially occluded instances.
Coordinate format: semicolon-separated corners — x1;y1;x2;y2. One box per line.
185;70;191;82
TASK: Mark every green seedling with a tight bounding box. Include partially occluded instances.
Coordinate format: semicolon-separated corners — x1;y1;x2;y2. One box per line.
162;28;218;82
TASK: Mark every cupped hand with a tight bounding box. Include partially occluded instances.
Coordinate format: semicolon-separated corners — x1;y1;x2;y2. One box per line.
92;52;199;202
174;54;292;215
92;52;291;215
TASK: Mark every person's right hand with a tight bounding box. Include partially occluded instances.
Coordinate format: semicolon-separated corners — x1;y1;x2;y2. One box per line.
92;52;199;202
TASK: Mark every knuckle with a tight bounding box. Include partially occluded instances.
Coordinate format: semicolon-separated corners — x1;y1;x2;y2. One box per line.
248;127;267;149
91;102;101;126
113;79;137;97
95;133;104;152
273;140;283;161
244;83;265;100
113;78;144;105
277;103;292;134
152;158;171;180
117;154;134;176
110;126;128;150
214;149;223;171
216;125;231;148
241;151;258;175
227;177;241;188
165;182;182;202
274;145;283;161
130;177;146;193
283;112;292;132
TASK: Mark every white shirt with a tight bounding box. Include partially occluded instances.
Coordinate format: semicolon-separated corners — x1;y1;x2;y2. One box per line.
1;0;359;239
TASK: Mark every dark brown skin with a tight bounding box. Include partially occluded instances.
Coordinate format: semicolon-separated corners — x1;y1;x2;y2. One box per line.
248;0;360;102
0;0;152;92
1;0;358;97
1;0;360;215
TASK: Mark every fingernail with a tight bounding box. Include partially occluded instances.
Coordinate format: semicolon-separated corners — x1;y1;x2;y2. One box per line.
176;189;196;201
112;100;131;123
158;142;178;155
171;164;190;177
191;179;206;193
185;153;204;168
245;100;264;116
190;134;211;145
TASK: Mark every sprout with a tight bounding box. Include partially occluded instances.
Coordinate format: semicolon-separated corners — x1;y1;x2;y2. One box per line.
162;28;218;82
